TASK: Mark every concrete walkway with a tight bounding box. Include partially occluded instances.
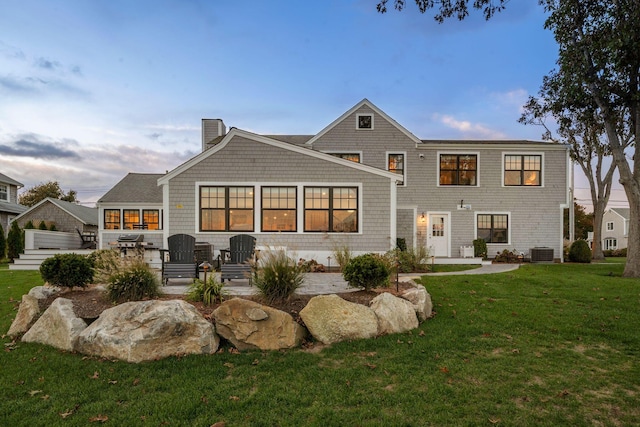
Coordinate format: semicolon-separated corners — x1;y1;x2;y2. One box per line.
162;263;519;296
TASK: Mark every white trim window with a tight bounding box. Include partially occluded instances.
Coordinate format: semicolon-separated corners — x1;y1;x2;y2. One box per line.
356;113;374;130
387;152;406;186
604;238;618;250
606;221;614;231
503;154;542;186
476;213;509;244
329;152;361;163
0;184;7;201
304;186;358;232
438;153;478;186
200;186;255;232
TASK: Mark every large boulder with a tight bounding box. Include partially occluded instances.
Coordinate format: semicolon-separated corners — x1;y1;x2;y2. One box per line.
401;286;433;322
76;300;219;363
213;298;307;351
7;294;41;337
28;285;60;300
370;292;419;335
300;294;378;345
22;298;87;351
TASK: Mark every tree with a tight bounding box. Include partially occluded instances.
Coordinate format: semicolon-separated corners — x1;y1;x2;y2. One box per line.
541;0;640;277
519;94;630;260
376;0;508;22
18;181;78;207
563;201;592;241
7;221;23;262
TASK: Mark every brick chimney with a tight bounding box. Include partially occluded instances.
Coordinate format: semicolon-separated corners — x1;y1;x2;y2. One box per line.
201;119;226;151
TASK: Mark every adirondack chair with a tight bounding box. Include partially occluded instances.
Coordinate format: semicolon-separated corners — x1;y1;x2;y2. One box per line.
160;234;198;285
220;234;256;285
76;228;97;249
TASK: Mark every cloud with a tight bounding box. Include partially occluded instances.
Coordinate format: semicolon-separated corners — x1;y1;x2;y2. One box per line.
0;40;25;60
34;57;62;71
434;114;507;139
0;135;81;159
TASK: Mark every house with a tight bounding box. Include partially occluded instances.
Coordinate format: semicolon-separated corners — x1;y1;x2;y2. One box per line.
14;197;98;234
0;172;27;235
601;208;629;251
97;99;571;262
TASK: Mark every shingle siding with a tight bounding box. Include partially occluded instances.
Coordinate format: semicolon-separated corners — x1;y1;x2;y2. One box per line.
166;135;395;255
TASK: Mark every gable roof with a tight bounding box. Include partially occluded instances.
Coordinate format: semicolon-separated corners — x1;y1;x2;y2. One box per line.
159;128;401;185
98;173;165;204
305;99;422;146
15;197;98;225
609;208;630;220
0;172;23;187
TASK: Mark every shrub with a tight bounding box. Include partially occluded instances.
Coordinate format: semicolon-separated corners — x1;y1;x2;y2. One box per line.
396;238;407;252
48;223;57;231
23;220;35;229
473;238;487;258
0;223;5;260
187;275;227;305
38;221;48;230
88;249;125;284
107;259;160;303
253;249;306;303
568;240;592;263
494;249;522;263
40;253;94;289
389;246;431;273
343;253;391;291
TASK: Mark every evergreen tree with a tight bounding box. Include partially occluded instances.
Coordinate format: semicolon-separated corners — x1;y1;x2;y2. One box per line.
7;221;23;262
0;223;6;260
38;220;48;230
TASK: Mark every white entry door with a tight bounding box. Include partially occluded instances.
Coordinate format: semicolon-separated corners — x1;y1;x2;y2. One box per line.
428;213;449;257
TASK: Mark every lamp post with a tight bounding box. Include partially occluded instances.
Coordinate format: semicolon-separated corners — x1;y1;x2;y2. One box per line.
199;261;211;283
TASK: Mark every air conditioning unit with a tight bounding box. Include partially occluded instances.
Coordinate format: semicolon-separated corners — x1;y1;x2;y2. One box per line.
530;247;554;263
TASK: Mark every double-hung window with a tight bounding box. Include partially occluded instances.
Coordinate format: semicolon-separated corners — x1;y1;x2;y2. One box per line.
262;187;297;232
0;184;7;201
504;154;541;186
440;154;477;185
606;222;614;231
388;153;405;185
104;209;121;230
304;187;358;232
477;214;509;243
200;186;254;232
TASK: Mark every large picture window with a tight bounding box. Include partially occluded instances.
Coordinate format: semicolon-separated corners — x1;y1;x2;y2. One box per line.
504;155;541;186
477;214;508;244
0;184;7;201
388;153;405;184
439;154;477;185
262;187;297;232
304;187;358;232
104;209;120;230
200;186;254;232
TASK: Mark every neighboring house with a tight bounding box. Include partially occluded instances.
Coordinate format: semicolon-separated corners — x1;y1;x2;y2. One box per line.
14;197;99;234
0;173;27;235
601;208;630;251
98;99;572;262
97;173;165;248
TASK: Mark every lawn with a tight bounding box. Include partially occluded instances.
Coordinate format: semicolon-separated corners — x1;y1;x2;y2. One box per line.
1;261;639;426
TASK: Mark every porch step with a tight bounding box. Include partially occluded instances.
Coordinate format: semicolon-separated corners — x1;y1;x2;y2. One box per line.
9;249;94;271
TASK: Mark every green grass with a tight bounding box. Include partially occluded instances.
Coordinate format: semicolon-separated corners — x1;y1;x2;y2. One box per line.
2;263;640;426
428;263;482;273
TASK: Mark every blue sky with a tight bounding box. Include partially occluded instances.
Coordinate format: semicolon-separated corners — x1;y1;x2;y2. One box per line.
0;0;626;208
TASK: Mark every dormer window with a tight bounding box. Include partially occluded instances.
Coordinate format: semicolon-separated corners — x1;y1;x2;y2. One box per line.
357;114;373;130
